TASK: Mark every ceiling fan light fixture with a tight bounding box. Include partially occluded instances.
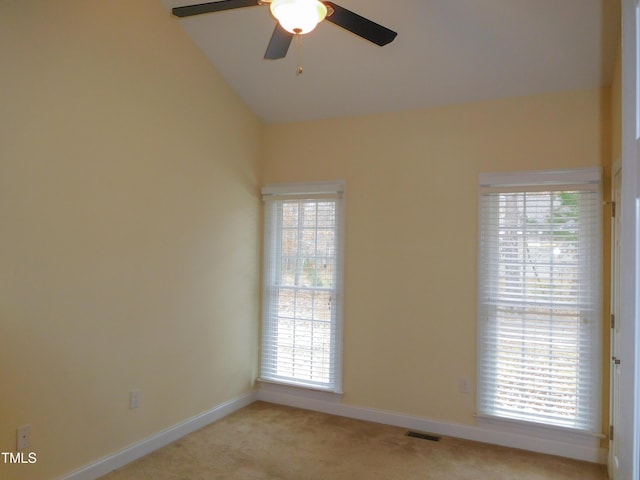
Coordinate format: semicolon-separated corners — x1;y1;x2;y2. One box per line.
270;0;327;35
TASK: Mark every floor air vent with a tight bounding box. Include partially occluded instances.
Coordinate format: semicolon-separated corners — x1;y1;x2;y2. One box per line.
405;431;442;442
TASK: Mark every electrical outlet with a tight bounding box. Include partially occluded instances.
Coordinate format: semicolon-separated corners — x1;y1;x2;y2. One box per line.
459;377;472;394
130;390;141;409
16;424;31;451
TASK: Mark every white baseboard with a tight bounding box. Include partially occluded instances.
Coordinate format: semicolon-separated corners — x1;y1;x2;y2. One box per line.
257;384;608;465
58;391;258;480
56;384;607;480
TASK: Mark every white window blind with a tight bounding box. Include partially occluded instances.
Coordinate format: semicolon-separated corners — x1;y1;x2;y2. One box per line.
477;168;602;433
260;182;344;393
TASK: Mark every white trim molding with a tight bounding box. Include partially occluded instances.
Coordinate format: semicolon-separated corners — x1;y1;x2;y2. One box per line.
257;385;607;464
260;181;346;393
56;385;607;480
57;391;257;480
619;2;640;478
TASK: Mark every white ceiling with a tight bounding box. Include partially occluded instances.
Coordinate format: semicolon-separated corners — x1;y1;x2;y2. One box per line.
162;0;620;124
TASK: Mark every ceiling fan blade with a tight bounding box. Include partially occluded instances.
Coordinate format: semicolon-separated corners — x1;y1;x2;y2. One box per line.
172;0;258;18
264;24;294;60
323;2;397;46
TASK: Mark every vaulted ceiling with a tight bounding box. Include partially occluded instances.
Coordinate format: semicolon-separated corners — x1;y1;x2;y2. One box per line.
162;0;620;123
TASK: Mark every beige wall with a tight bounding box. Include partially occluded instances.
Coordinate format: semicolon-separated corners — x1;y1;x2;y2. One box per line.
599;45;620;443
263;88;611;426
602;37;621;448
612;43;622;164
0;1;615;478
0;1;262;479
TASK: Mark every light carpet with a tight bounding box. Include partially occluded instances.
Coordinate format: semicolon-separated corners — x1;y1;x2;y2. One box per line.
99;401;607;480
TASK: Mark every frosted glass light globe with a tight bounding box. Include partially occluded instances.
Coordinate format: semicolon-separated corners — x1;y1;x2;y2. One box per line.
270;0;328;34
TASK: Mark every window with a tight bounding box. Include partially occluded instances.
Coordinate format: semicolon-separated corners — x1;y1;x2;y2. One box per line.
477;168;602;433
260;182;345;393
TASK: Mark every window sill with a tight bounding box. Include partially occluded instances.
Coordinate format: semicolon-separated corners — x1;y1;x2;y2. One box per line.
474;414;606;448
257;379;344;404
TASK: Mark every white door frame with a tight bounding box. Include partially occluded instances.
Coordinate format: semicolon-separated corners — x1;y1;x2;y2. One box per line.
619;1;640;478
609;163;622;480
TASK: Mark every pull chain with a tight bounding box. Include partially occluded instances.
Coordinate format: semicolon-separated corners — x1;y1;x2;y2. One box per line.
294;30;303;76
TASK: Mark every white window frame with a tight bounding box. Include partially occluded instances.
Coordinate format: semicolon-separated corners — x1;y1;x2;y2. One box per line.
476;168;603;445
259;181;345;394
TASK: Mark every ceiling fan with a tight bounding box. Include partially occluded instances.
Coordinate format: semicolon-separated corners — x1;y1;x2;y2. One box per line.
171;0;397;60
